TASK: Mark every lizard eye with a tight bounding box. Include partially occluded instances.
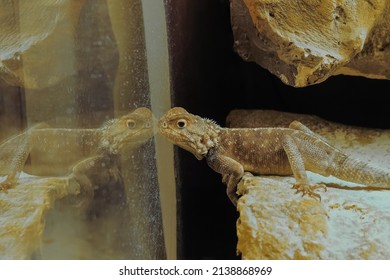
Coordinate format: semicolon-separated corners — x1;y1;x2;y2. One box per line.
177;119;187;129
126;119;136;129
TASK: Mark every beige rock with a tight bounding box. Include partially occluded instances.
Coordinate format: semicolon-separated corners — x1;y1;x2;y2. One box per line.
228;110;390;259
0;176;80;259
237;173;390;259
231;0;390;87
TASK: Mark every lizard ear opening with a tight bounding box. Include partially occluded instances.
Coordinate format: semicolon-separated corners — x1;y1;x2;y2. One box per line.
177;119;187;129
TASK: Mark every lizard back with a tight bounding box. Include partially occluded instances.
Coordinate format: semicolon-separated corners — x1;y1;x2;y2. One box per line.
217;128;293;175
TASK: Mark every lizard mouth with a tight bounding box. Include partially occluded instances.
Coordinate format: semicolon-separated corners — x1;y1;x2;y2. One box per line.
159;126;205;160
175;141;204;160
111;127;154;151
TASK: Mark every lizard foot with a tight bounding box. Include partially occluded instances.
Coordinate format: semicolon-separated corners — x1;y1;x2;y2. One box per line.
291;183;327;201
222;174;229;184
0;181;15;192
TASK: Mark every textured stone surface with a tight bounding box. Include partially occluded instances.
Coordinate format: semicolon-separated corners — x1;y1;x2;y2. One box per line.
231;0;390;87
228;110;390;259
0;176;80;259
237;173;390;259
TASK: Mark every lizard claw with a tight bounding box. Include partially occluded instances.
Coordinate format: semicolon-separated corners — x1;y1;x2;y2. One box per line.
292;183;327;201
108;167;122;184
0;180;16;192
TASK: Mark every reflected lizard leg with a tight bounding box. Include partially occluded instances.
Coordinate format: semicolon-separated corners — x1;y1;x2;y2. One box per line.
0;132;30;191
0;123;50;191
71;156;101;200
71;154;120;201
0;61;23;86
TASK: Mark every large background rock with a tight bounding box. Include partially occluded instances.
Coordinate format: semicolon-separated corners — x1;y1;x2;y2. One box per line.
231;0;390;87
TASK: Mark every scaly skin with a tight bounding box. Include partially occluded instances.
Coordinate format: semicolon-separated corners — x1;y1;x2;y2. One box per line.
159;107;390;206
0;107;155;192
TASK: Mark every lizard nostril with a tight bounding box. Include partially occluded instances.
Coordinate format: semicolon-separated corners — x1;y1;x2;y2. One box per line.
162;122;168;129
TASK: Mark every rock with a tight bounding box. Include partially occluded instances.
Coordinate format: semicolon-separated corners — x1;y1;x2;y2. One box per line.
237;173;390;259
227;110;390;259
0;176;80;259
231;0;390;87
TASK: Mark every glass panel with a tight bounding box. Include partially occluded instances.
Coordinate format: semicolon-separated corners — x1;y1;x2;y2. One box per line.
0;0;173;260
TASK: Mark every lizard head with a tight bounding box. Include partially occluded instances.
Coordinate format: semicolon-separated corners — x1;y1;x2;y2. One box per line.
158;107;221;160
100;107;156;153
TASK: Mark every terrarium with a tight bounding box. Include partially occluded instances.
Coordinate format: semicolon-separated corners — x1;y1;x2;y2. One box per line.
1;0;390;260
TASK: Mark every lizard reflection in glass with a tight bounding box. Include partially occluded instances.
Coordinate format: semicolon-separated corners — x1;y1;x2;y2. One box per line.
0;107;155;196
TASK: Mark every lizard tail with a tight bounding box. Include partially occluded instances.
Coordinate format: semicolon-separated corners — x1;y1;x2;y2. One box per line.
332;155;390;188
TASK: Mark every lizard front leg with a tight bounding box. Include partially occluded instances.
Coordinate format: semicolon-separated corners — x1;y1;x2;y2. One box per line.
0;132;30;191
0;123;50;191
282;135;326;201
71;155;121;200
0;61;23;86
206;149;244;206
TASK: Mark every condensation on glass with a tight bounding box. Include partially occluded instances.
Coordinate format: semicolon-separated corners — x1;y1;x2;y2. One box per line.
0;0;174;259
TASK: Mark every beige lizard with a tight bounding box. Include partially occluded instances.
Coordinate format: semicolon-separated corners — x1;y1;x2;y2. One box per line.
159;107;390;205
0;107;154;194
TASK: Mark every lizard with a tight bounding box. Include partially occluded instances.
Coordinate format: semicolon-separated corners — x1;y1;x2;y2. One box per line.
159;107;390;206
0;107;155;195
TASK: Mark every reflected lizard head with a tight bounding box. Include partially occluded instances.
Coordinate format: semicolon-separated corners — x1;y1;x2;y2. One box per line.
100;107;156;153
158;107;221;160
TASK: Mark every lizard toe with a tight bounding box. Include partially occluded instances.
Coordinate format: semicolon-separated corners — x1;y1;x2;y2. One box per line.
292;183;325;201
0;180;16;192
